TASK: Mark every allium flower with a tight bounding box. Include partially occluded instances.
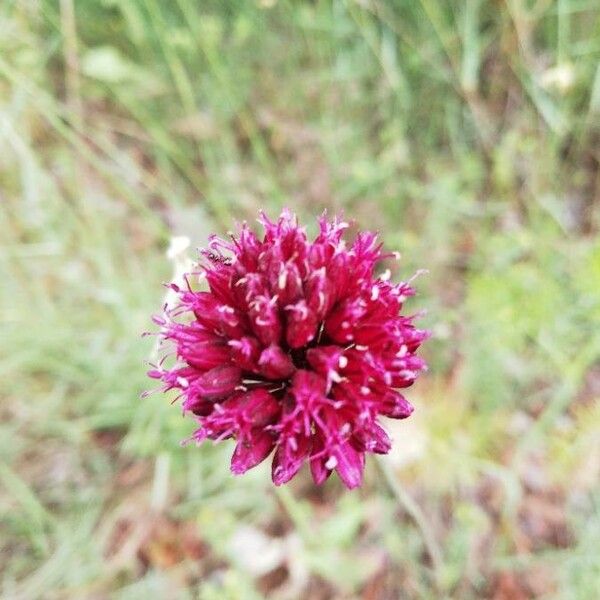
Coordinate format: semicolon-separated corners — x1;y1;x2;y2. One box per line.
148;211;429;489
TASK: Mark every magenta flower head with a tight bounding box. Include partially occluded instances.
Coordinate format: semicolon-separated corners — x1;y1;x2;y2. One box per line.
148;211;429;489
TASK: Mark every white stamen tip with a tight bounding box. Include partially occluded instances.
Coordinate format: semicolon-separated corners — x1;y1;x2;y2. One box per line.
380;269;391;281
318;291;326;311
278;271;287;290
338;356;348;369
360;386;370;395
325;456;338;469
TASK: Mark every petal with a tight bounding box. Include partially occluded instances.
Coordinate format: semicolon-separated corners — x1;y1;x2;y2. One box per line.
215;304;247;338
289;370;328;417
306;346;345;390
232;223;261;272
183;340;231;371
187;291;223;332
324;298;366;344
231;430;275;475
182;393;214;416
305;267;333;319
249;295;282;345
216;389;280;428
379;389;414;419
242;388;281;427
229;336;261;372
270;260;303;305
309;430;332;485
271;435;311;486
334;443;365;489
259;345;295;380
194;365;241;400
204;265;235;304
164;322;232;371
327;252;355;303
352;421;392;454
285;301;318;349
233;272;268;308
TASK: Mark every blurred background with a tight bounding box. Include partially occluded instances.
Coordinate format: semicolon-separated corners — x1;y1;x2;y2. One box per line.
1;1;600;598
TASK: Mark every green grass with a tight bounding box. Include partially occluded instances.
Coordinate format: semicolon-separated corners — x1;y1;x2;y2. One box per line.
1;0;600;598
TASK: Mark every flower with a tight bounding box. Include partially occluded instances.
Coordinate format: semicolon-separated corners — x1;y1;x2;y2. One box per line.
148;210;429;488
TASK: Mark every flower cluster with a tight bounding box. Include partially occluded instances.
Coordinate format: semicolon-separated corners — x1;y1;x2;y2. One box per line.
148;211;428;488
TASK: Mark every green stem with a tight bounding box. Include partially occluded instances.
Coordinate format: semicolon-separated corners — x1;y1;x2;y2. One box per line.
377;456;444;588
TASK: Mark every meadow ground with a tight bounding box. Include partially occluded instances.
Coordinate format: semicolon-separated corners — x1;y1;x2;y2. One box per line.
1;1;600;598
